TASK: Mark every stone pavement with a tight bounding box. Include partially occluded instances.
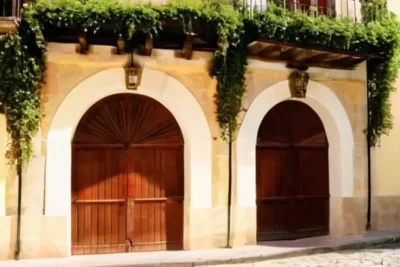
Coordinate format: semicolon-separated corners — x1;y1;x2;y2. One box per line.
206;243;400;267
0;228;400;267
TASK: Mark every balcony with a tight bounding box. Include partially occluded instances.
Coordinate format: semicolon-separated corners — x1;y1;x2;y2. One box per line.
245;0;360;22
0;0;23;34
245;0;365;69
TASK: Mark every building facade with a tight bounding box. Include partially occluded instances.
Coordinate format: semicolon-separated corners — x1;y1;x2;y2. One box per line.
0;0;399;260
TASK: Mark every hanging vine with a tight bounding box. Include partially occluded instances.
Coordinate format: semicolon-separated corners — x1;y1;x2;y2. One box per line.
213;40;248;141
360;0;400;146
0;8;46;165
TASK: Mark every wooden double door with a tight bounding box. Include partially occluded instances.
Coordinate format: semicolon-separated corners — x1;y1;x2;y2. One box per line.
256;101;329;241
71;94;184;255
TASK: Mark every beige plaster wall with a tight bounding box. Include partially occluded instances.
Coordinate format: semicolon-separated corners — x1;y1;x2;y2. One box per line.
372;69;400;197
369;69;400;231
388;0;400;17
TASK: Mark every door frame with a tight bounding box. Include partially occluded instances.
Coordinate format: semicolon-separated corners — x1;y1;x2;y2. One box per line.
45;68;213;255
233;79;355;245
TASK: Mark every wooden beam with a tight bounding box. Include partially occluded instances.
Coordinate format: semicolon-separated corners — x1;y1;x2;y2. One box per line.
328;56;362;69
258;44;281;59
145;33;153;56
279;47;298;60
299;52;332;65
182;33;195;60
248;42;267;55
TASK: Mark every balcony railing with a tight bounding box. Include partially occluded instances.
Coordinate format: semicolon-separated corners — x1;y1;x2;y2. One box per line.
244;0;360;22
0;0;360;23
0;0;24;20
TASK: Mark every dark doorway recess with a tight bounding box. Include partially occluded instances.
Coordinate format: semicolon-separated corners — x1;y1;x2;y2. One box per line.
256;100;329;241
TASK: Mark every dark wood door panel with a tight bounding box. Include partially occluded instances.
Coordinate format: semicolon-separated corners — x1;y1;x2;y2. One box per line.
296;148;329;196
72;94;184;255
127;147;184;252
256;101;329;241
72;148;127;255
256;147;294;198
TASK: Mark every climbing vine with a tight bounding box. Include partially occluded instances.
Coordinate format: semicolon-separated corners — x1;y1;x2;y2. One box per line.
360;0;400;146
0;8;46;165
213;40;248;141
0;0;399;166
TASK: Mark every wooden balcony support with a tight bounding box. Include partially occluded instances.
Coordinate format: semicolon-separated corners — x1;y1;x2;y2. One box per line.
248;40;366;70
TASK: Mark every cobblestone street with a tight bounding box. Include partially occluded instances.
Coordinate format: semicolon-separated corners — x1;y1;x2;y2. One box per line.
209;243;400;267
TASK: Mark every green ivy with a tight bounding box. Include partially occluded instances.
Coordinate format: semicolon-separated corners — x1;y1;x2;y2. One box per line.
213;40;248;141
0;10;46;165
0;0;399;166
360;0;400;146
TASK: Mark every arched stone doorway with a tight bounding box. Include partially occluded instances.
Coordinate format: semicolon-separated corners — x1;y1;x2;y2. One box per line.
256;100;329;241
233;80;354;246
71;94;184;254
45;68;213;254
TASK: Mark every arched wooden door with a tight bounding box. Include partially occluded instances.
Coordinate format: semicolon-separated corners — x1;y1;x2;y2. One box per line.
256;100;329;241
71;94;184;255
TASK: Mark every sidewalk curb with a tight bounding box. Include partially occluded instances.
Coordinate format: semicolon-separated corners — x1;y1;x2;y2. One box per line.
1;234;400;267
169;235;400;267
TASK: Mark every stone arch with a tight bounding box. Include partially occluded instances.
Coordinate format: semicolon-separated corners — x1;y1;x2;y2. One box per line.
45;67;212;254
234;80;354;242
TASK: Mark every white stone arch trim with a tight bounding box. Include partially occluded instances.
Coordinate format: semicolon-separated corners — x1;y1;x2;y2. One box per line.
45;67;212;253
236;80;354;207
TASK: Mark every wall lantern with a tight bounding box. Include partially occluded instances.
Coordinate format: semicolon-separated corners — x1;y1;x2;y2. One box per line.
288;69;310;98
125;50;142;90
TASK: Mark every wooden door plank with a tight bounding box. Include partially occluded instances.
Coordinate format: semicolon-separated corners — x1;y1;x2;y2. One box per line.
141;149;149;251
77;150;88;255
119;149;128;252
97;150;106;254
90;151;99;254
147;149;155;251
154;149;161;251
133;149;142;250
104;149;113;253
160;150;167;251
126;148;135;251
111;150;120;253
71;150;78;253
